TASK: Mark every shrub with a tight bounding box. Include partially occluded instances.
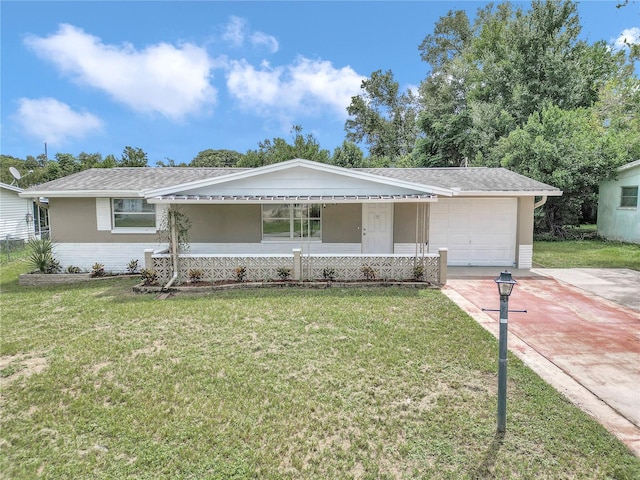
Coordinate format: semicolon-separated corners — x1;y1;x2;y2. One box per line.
361;266;376;281
322;267;336;281
140;268;158;286
44;258;62;274
234;266;247;282
27;238;59;274
66;265;82;274
277;267;292;281
188;269;204;283
412;264;424;281
126;259;139;274
90;263;105;278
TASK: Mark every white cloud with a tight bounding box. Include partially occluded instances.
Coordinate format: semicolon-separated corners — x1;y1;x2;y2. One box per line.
222;16;246;47
24;24;216;120
227;56;364;119
251;31;279;54
221;16;278;53
613;27;640;50
14;97;103;145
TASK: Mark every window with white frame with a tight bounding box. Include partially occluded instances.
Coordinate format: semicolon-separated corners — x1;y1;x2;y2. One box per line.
112;198;156;229
262;203;321;240
620;186;638;208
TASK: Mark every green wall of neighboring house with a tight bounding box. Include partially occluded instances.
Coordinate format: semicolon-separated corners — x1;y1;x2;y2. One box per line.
597;163;640;244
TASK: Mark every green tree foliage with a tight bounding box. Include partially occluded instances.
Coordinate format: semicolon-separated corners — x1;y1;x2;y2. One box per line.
414;0;638;232
119;146;148;167
239;125;330;167
190;149;244;167
345;70;420;161
330;141;365;168
493;105;631;233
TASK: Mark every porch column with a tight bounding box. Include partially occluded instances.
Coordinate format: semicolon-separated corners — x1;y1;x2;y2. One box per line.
292;248;302;281
144;248;154;271
438;247;448;285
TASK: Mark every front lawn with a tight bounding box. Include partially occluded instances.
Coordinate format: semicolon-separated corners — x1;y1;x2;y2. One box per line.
1;259;638;478
534;238;640;270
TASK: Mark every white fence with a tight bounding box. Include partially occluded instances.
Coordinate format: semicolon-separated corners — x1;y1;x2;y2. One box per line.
148;249;447;285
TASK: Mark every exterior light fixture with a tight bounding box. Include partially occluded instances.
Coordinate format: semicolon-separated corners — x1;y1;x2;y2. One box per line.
495;270;516;298
495;270;516;433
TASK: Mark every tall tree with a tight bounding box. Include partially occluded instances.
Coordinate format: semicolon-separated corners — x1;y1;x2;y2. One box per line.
239;125;330;167
345;70;420;161
119;146;148;167
330;141;365;168
190;149;244;167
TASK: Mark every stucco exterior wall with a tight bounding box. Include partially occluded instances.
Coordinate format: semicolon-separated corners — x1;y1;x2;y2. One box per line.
597;165;640;244
322;203;361;243
183;204;261;243
49;198;157;243
394;203;427;244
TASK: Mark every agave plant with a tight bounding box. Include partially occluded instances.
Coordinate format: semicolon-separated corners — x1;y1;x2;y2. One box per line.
27;238;55;273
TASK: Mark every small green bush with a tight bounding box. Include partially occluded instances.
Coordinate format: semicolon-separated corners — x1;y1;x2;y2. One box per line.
188;269;204;283
127;259;139;274
140;268;158;286
90;263;105;278
66;265;82;274
361;266;376;281
27;238;59;273
412;264;424;281
322;267;336;281
277;267;292;281
234;266;247;282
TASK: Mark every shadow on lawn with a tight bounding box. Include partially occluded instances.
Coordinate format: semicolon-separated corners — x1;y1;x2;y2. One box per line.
472;431;505;479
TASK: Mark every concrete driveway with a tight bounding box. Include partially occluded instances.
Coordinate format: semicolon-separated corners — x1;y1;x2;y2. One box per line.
443;268;640;456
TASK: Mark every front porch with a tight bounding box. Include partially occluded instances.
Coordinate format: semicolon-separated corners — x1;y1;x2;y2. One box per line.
145;248;448;285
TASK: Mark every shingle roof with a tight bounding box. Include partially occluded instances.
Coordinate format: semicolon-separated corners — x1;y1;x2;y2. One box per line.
22;167;249;193
360;167;557;192
22;164;560;196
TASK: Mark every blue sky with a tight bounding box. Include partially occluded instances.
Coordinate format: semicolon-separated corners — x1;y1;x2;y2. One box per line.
1;1;639;165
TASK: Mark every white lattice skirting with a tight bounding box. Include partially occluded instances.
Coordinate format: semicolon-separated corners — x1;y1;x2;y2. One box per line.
152;253;441;284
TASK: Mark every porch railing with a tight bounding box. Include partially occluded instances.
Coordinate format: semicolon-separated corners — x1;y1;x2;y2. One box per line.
146;248;448;285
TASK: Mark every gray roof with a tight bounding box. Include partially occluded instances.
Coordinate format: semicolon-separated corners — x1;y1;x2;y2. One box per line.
22;167;249;193
22;165;560;196
361;167;557;192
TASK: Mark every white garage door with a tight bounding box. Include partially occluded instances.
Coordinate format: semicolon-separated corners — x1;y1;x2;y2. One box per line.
428;198;517;267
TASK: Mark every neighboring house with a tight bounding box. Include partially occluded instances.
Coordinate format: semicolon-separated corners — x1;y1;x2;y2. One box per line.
597;160;640;244
20;159;561;280
1;182;35;243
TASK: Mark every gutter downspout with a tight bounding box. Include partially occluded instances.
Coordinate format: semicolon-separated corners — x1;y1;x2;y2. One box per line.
163;209;179;290
534;195;548;209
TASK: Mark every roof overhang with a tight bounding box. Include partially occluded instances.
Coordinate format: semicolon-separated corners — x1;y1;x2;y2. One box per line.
20;190;143;198
454;190;563;197
147;194;438;204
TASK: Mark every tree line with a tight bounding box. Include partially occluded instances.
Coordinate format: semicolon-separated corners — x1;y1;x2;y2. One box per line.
2;0;638;235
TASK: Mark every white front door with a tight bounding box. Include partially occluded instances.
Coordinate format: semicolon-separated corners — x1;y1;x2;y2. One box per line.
362;203;393;253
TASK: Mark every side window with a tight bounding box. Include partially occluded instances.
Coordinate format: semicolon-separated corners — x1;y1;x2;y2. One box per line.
620;186;638;208
112;198;156;229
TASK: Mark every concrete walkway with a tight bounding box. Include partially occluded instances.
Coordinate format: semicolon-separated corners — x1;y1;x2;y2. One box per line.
443;268;640;456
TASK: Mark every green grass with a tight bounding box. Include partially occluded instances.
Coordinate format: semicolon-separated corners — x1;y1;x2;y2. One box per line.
534;239;640;270
1;257;639;478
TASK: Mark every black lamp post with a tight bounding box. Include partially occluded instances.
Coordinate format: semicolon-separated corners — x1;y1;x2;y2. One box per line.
495;270;516;433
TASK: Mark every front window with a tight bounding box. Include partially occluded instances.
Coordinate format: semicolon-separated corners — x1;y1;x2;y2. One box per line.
620;186;638;208
113;198;156;228
262;203;321;240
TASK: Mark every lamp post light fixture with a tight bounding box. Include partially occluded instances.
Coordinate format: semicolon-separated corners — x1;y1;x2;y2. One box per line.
495;270;517;433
